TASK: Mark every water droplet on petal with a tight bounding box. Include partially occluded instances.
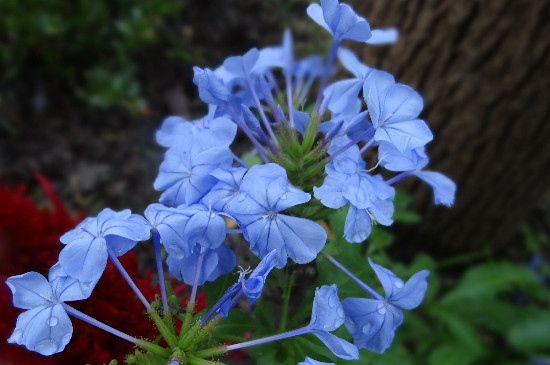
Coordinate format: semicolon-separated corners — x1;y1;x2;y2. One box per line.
208;211;216;219
280;194;287;200
394;280;403;289
236;193;247;202
362;323;373;335
377;302;387;314
337;307;344;318
328;293;337;308
345;317;356;333
48;316;59;327
8;329;23;343
61;333;72;345
334;318;344;328
35;339;58;356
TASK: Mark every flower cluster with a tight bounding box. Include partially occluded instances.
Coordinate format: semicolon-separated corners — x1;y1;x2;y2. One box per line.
5;0;455;363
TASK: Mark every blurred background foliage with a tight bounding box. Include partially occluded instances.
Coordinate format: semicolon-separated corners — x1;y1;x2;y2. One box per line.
1;0;549;364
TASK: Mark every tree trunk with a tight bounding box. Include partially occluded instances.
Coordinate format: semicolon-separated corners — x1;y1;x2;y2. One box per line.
350;0;550;255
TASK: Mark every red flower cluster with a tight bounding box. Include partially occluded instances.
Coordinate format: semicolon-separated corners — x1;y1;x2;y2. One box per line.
0;175;160;364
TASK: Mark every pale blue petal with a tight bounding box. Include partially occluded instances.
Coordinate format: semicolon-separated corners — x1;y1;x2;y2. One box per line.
252;46;284;74
389;270;430;309
267;178;311;212
342;297;402;354
292;109;310;136
344;204;372;243
58;236;108;282
6;272;53;309
334;3;371;43
382;83;423;124
368;258;403;298
223;48;259;77
378;143;429;172
306;3;332;35
275;215;326;266
311;330;359;360
155;116;191;147
338;48;370;78
309;285;345;332
324;79;363;115
313;174;348;209
59;217;95;244
374;118;433;152
414;170;456;207
363;70;395;126
49;263;97;301
366;28;399;45
185;207;226;250
243;250;277;303
207;244;236;282
8;304;72;356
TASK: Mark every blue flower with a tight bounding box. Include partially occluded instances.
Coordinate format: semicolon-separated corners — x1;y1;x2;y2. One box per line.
6;265;97;356
342;259;429;353
192;67;232;106
144;203;193;258
202;167;248;213
307;0;371;43
363;70;433;152
242;249;278;304
155;109;237;151
307;285;359;360
154;143;233;207
378;143;456;206
323;48;371;115
58;208;150;282
228;163;327;268
166;243;236;285
314;137;395;243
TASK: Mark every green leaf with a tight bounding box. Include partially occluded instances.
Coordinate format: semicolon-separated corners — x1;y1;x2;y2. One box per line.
441;262;548;304
428;345;476;365
507;311;550;354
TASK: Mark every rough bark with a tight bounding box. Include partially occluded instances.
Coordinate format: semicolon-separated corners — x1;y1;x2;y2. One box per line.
348;0;550;255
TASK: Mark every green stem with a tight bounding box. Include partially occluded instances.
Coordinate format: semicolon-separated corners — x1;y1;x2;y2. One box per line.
187;353;222;365
278;268;295;333
148;309;178;348
187;316;220;349
136;340;171;357
180;300;195;340
179;320;202;349
193;346;227;358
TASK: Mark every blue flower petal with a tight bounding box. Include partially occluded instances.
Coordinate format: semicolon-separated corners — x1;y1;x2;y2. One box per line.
389;270;430;309
185;206;226;250
414;170;456;207
6;272;53;309
313;174;348;209
310;330;359;360
342;297;403;354
275;215;326;267
58;236;108;282
344;205;372;243
49;263;97;301
8;304;72;356
309;285;345;332
366;28;399;45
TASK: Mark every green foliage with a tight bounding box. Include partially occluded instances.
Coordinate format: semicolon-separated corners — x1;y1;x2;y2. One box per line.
0;0;184;112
